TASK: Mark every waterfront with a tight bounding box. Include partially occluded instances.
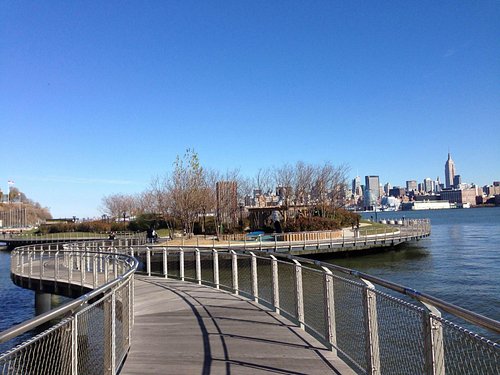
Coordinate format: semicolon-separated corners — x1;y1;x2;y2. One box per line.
339;207;500;323
1;207;499;352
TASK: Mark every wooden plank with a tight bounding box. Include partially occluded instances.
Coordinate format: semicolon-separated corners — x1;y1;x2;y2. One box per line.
121;277;355;374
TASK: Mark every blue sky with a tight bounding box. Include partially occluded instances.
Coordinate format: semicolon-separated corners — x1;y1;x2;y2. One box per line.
1;1;499;218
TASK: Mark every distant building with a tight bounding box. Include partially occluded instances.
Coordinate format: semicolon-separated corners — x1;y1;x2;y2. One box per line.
389;187;406;198
384;183;392;196
424;178;434;194
445;152;456;188
453;175;462;188
352;176;362;196
406;180;417;192
440;188;476;206
402;201;451;210
364;175;380;209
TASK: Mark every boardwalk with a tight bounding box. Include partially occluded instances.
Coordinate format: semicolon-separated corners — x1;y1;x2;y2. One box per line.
121;276;354;375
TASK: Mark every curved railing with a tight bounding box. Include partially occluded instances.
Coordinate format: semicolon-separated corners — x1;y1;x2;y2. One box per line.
126;245;499;374
170;219;431;252
0;243;139;375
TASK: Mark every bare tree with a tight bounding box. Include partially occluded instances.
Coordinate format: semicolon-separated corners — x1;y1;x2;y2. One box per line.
294;161;315;206
168;149;207;236
253;168;272;195
311;162;350;217
101;193;135;220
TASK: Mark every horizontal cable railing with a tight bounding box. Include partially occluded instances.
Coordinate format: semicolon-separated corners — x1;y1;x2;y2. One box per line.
0;243;139;375
125;245;498;375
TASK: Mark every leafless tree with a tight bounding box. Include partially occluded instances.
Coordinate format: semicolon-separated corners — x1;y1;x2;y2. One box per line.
101;193;135;220
168;149;207;236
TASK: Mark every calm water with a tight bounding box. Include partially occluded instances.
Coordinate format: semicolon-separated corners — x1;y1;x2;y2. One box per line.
0;207;499;350
333;207;500;322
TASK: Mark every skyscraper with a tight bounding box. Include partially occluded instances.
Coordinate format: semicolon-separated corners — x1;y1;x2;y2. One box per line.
406;180;417;192
445;152;456;189
352;176;361;196
364;175;380;209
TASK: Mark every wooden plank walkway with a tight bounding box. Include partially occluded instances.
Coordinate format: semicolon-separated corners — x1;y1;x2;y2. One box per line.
121;276;355;374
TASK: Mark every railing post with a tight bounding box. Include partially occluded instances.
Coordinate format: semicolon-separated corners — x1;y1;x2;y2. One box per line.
162;247;168;278
422;302;445;375
55;250;60;285
28;249;33;282
230;250;238;295
40;250;44;290
68;253;72;286
270;255;280;314
80;252;85;286
361;278;381;375
21;250;25;274
292;259;304;329
213;249;220;289
195;248;202;285
93;254;98;288
72;315;78;375
179;248;185;281
128;277;133;347
146;247;151;277
250;252;258;302
111;290;116;374
321;267;337;354
104;256;109;283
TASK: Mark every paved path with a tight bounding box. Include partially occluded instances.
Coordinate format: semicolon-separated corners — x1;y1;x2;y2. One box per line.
121;276;354;374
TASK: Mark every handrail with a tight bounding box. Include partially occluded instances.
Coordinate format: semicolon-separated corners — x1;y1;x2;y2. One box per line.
266;252;500;334
0;247;138;344
0;256;137;343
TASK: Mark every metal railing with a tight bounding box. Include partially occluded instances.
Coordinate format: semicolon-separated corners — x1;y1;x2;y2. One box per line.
125;245;498;375
162;219;431;252
0;243;139;375
2;231;146;242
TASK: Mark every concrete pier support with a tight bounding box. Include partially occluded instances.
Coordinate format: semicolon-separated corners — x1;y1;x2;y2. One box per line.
35;292;52;315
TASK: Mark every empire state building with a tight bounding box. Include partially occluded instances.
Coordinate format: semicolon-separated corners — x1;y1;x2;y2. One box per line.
445;152;456;188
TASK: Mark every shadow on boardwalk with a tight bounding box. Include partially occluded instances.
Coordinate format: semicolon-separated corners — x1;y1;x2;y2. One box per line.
120;276;354;374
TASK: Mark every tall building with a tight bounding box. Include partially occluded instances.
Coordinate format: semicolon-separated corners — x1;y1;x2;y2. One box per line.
352;176;361;196
364;176;380;209
453;175;462;188
384;183;392;196
445;152;456;188
406;180;417;192
423;178;437;194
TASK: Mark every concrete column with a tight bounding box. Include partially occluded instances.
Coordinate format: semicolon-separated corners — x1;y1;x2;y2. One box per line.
35;291;52;315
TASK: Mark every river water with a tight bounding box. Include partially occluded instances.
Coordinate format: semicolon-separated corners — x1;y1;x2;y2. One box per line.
336;207;500;323
1;207;499;352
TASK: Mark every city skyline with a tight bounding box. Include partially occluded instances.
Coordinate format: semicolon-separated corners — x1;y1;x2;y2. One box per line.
2;2;499;218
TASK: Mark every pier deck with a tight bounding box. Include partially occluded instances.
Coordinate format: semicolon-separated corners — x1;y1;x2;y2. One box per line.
121;276;354;374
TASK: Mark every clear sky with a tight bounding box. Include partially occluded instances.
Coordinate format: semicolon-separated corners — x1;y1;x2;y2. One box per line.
1;1;499;218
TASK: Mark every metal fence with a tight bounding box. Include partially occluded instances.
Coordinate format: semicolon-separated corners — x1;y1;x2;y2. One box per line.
0;243;138;375
128;245;499;375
